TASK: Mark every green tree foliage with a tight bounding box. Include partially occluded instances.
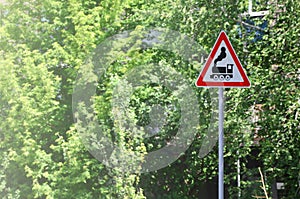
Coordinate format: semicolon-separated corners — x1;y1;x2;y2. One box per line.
242;1;300;197
0;0;145;198
0;0;299;198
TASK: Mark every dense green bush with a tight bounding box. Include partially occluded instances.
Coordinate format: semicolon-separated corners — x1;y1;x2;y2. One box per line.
0;0;299;198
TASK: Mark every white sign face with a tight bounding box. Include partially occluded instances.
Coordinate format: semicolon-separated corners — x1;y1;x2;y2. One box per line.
196;31;250;88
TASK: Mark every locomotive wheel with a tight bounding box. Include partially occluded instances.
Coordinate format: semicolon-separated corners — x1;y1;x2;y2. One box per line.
219;75;224;81
225;75;230;81
213;75;218;80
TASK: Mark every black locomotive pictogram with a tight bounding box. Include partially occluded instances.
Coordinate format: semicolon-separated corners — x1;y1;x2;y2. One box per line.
210;47;233;81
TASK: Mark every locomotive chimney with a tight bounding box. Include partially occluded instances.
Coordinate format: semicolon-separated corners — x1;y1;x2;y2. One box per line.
214;47;227;67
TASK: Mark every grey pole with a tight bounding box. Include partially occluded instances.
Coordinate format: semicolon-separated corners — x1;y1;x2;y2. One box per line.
218;87;224;199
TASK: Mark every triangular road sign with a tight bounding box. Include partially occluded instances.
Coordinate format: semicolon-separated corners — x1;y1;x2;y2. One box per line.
195;31;250;87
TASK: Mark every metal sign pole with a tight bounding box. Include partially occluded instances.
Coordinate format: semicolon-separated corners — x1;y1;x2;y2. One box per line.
218;87;224;199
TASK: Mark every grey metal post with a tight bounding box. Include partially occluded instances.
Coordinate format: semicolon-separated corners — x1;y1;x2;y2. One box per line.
218;88;224;199
237;150;241;198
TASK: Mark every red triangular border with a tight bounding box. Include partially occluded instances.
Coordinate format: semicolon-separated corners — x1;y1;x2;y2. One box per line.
195;31;250;88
